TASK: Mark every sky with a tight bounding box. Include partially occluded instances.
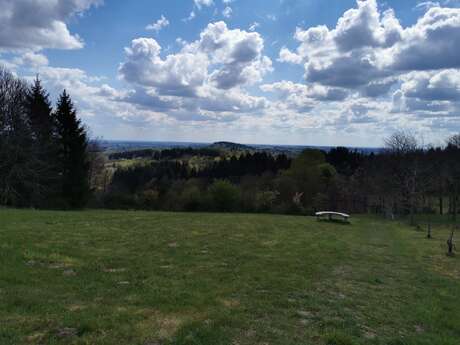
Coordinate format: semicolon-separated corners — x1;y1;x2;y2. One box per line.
1;0;460;147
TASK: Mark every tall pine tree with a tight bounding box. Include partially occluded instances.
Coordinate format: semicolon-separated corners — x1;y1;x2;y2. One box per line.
55;90;90;208
24;76;59;206
26;77;54;143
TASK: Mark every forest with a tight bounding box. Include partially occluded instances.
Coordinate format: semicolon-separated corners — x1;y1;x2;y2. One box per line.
103;138;460;222
1;65;460;221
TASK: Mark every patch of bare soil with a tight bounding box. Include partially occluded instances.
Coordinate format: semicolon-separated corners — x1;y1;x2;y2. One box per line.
56;327;78;338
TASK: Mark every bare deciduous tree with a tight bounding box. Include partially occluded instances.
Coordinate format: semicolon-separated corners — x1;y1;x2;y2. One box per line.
384;131;421;225
384;130;419;155
0;67;42;206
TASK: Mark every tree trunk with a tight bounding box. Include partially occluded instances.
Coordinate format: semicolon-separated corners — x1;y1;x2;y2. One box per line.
453;194;457;222
439;196;443;215
409;194;415;226
447;229;455;256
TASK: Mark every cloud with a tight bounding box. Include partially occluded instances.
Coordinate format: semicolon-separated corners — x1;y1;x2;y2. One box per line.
360;77;397;97
415;2;441;11
4;0;458;143
33;65;174;134
194;0;214;10
248;22;260;32
183;11;196;22
120;22;272;93
387;76;459;124
122;88;180;112
267;0;460;135
0;0;102;51
146;15;170;33
115;2;460;136
390;7;460;71
280;0;460;92
390;70;460;118
222;6;233;18
278;47;302;64
260;81;350;116
261;80;349;102
333;0;403;51
118;22;272;118
415;0;460;11
305;50;390;88
192;86;267;114
196;22;272;89
122;84;267;118
282;0;402;88
16;52;49;68
119;37;208;97
401;70;460;101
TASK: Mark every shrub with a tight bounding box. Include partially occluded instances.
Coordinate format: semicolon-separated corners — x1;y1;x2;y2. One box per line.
180;185;204;211
255;190;279;212
103;192;139;209
208;180;240;212
138;189;160;209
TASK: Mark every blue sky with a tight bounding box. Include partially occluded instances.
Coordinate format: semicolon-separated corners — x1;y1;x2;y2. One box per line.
1;0;460;146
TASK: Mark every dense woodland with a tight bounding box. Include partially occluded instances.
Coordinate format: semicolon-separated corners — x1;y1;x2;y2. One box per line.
103;138;460;221
1;65;460;220
0;67;91;208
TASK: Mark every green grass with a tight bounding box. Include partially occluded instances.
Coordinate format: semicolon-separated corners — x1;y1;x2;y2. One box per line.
0;209;459;345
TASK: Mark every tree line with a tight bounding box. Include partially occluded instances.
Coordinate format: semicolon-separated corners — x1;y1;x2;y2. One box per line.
108;147;221;160
341;132;460;223
105;152;291;211
104;132;460;219
0;67;91;209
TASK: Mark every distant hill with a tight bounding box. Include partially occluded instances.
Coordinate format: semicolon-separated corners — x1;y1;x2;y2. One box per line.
209;141;254;151
100;140;383;155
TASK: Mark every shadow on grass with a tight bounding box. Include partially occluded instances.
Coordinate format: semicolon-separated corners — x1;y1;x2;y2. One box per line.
317;219;351;226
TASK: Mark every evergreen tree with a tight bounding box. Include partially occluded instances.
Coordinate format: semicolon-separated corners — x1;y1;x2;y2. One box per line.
26;76;54;142
24;76;59;206
55;90;90;208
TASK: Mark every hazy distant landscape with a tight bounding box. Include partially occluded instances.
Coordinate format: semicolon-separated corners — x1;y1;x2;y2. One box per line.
100;140;384;155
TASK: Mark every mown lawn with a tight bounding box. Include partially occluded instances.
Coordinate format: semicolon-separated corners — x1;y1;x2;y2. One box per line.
0;209;459;345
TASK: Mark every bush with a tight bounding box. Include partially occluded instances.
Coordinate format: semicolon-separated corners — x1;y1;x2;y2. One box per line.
138;189;160;209
255;190;279;212
103;192;139;209
180;185;204;211
208;180;240;212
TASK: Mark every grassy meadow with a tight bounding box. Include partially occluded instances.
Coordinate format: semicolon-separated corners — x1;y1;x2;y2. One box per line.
0;209;459;345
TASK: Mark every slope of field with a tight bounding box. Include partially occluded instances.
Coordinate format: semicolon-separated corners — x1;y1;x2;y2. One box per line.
0;209;459;345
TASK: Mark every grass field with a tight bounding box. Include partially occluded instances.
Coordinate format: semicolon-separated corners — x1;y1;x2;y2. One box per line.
1;209;459;345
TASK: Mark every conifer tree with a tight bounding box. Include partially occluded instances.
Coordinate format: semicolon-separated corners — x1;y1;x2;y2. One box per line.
55;90;90;208
26;77;54;142
24;76;59;206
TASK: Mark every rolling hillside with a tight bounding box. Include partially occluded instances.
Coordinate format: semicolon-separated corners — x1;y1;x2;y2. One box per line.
1;209;459;345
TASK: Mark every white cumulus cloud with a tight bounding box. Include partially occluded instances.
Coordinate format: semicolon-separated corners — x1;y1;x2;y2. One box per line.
0;0;102;51
146;15;170;33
